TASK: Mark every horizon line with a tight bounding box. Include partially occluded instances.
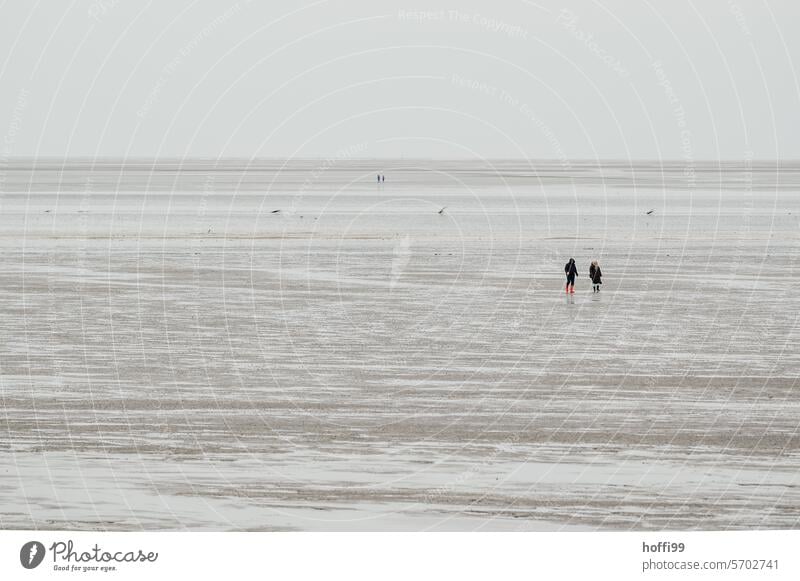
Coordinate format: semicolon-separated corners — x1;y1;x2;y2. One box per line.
0;156;797;164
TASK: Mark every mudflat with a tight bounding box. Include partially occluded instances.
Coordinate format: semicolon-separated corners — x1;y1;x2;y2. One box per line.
1;160;798;530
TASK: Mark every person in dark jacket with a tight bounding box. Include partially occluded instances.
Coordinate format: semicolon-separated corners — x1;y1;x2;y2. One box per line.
564;258;578;293
589;260;602;292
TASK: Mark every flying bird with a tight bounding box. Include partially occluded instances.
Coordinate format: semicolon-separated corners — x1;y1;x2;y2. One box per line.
271;209;281;214
646;209;654;215
438;207;446;214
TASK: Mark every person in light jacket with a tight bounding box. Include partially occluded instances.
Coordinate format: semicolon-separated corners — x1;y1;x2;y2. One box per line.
589;260;602;293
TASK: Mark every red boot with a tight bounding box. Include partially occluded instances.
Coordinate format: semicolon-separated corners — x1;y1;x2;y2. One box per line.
565;284;569;293
569;286;575;294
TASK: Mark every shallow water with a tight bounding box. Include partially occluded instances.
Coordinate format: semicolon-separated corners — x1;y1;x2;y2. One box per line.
0;160;798;530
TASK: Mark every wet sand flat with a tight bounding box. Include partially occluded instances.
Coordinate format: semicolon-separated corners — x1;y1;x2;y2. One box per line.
1;160;799;530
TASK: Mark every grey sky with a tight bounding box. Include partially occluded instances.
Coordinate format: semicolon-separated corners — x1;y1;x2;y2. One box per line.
1;0;798;159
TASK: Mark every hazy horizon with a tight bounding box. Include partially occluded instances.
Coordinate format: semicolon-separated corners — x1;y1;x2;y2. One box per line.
1;156;798;163
1;0;799;160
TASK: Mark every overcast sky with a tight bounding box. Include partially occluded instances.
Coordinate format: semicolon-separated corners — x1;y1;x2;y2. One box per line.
0;0;798;159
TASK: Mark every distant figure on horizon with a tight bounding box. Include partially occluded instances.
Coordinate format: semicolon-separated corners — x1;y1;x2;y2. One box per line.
564;258;578;294
377;174;381;183
589;260;602;293
381;174;385;183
